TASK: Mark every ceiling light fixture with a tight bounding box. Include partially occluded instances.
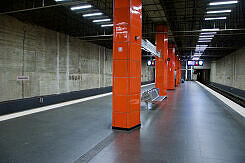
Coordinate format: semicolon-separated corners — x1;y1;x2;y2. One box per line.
207;10;232;14
194;54;202;57
209;1;238;6
193;57;200;60
83;12;103;17
201;28;220;31
93;19;111;23
196;45;208;47
101;24;114;27
198;40;212;42
199;38;213;40
205;17;227;20
200;32;217;35
199;35;214;37
71;5;92;10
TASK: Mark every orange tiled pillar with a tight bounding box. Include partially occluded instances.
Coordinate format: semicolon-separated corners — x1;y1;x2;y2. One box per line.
178;59;181;85
178;58;180;85
112;0;142;130
179;60;182;83
176;56;180;86
167;43;176;90
175;56;178;86
155;25;168;96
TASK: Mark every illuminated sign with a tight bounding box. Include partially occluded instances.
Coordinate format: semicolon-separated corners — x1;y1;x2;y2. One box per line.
147;60;155;66
187;60;204;66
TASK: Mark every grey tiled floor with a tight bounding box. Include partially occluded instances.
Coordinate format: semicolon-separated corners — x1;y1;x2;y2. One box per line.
0;82;245;163
90;82;245;163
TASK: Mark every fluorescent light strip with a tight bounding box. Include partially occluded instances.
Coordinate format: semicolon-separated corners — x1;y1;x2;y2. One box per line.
101;24;113;27
205;17;227;20
71;5;92;10
200;32;217;35
83;12;103;17
193;57;200;60
199;38;213;40
201;28;220;31
199;35;214;37
207;10;231;14
209;1;238;6
93;19;111;23
196;45;208;47
198;40;211;42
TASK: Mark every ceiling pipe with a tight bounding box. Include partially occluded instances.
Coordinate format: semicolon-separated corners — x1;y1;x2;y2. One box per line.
0;0;91;15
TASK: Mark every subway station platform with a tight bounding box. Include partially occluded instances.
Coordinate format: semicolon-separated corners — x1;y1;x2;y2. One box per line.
0;82;245;163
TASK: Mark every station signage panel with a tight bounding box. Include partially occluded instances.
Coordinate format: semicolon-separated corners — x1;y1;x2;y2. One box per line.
187;60;204;66
147;60;156;66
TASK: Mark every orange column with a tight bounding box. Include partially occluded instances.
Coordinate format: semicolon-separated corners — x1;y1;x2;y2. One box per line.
163;27;168;94
112;0;142;130
175;56;178;86
167;43;176;90
176;57;180;86
155;25;168;97
178;59;181;84
178;58;180;85
179;61;182;83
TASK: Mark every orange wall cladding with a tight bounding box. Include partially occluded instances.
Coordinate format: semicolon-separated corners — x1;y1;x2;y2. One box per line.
155;25;168;96
168;43;176;90
112;0;142;129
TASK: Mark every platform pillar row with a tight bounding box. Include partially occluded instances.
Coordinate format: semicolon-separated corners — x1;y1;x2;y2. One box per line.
112;0;142;130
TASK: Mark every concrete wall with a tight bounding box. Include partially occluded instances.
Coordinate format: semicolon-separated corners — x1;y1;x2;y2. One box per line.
0;15;154;102
210;47;245;90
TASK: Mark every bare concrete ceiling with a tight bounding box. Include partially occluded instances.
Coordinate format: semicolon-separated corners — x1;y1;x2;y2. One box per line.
0;0;244;60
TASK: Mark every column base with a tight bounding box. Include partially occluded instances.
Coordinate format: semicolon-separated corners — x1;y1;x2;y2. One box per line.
112;124;141;131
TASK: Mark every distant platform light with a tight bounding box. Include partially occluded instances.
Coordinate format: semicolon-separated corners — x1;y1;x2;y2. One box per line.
199;61;204;66
188;60;204;66
83;12;103;17
209;1;238;6
93;19;111;23
71;5;92;11
147;60;155;66
101;24;113;27
207;10;232;14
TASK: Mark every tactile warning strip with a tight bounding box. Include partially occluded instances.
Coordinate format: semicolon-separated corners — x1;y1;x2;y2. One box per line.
74;132;120;163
